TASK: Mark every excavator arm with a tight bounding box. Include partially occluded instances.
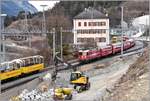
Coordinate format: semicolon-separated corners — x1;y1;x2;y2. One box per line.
52;52;76;81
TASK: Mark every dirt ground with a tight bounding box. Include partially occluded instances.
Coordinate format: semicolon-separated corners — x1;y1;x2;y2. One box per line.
54;53;139;101
103;48;149;101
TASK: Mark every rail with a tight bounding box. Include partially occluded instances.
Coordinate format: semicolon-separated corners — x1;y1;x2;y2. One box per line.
1;41;148;93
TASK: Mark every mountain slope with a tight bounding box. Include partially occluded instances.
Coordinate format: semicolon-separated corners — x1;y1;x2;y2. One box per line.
2;0;37;16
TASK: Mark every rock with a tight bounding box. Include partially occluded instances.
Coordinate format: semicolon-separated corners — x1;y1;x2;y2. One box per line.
95;64;105;69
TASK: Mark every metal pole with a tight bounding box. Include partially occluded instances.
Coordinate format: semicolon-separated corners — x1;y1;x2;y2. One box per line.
40;5;47;49
2;14;6;62
40;5;47;36
53;28;56;60
0;0;1;94
24;11;31;47
60;27;63;60
43;8;46;36
146;17;148;41
121;6;124;57
42;7;45;35
0;0;1;64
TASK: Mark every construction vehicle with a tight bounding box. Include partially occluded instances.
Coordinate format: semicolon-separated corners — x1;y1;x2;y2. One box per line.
53;87;73;100
70;71;90;93
53;52;90;93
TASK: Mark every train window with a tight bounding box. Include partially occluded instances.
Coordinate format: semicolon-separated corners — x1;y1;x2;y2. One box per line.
82;52;87;56
8;63;13;71
40;57;43;63
87;52;90;55
17;63;21;68
21;60;25;67
0;64;6;73
36;58;38;64
13;63;18;70
24;59;29;66
34;58;37;64
36;57;39;64
37;58;40;64
79;52;82;55
41;58;44;63
24;59;27;66
33;57;36;64
3;64;8;70
31;58;35;65
28;58;33;65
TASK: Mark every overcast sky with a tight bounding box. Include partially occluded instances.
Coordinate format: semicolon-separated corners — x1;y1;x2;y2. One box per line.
29;0;59;12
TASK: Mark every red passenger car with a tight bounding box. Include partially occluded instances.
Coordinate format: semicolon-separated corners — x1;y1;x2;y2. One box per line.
78;39;135;62
100;45;113;57
112;43;121;54
123;41;131;50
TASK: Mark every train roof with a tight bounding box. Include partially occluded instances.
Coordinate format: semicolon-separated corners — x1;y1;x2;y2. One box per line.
98;44;111;49
18;55;44;60
112;42;121;45
127;39;134;41
79;50;90;52
0;62;9;65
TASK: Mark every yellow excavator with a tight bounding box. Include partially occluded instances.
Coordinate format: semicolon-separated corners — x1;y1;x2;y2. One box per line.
53;52;90;94
53;87;73;100
70;71;90;93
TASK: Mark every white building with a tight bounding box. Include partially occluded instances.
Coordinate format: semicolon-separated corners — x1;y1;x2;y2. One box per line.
73;7;110;47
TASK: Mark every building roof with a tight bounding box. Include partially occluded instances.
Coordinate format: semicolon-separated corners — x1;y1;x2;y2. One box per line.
74;7;108;19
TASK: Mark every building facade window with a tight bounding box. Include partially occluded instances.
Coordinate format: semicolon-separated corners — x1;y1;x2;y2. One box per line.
77;38;94;43
87;22;106;26
99;38;106;42
84;22;87;26
88;22;91;26
78;22;81;26
100;22;106;26
77;29;106;34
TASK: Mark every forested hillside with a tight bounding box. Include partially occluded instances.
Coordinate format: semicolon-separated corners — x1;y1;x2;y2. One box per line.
5;0;149;50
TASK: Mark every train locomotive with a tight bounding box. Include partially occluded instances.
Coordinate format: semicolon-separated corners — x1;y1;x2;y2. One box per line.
78;39;135;62
0;55;44;81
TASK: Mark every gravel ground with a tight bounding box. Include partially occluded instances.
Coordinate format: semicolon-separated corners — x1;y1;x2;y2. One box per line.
2;50;139;101
55;55;138;101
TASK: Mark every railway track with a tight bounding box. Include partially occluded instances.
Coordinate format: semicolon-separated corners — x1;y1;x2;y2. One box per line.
1;41;148;93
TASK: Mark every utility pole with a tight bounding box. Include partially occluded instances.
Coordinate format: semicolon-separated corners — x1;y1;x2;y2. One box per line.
0;0;1;94
0;0;1;64
24;11;31;47
60;27;63;60
121;6;124;57
40;5;47;36
146;17;148;41
1;14;6;62
53;28;56;60
40;5;47;49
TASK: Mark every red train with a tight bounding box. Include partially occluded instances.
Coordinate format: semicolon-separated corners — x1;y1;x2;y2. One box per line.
78;39;135;62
